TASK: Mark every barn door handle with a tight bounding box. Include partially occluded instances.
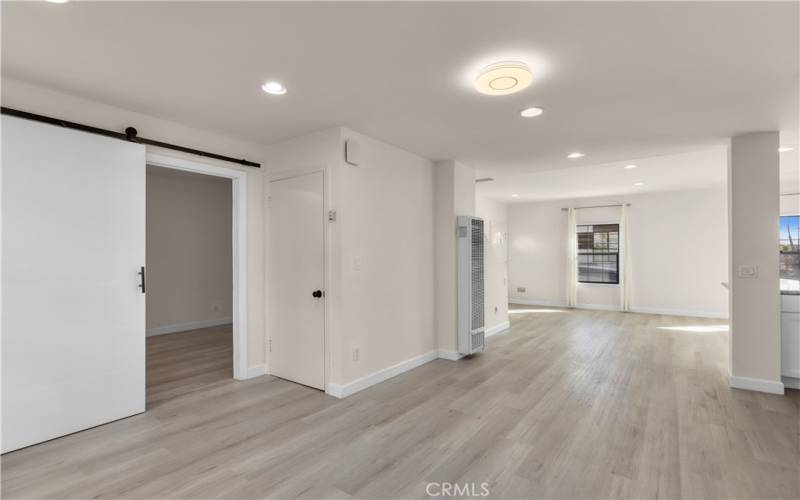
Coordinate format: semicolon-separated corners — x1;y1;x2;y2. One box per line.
138;266;146;294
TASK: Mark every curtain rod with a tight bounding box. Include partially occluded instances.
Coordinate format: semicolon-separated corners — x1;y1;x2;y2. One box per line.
0;107;261;168
561;203;630;211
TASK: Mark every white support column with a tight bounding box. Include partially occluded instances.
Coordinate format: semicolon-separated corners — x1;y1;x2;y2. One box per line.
434;160;475;357
728;132;783;394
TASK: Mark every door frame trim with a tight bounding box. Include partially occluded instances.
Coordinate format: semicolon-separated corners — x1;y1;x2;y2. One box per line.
268;168;329;391
146;153;249;380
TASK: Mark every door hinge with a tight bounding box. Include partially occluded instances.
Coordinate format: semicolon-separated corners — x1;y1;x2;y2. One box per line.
269;338;272;353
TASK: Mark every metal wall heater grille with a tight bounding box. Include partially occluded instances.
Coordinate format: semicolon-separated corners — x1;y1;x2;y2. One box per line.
471;218;484;331
457;215;485;355
472;331;485;350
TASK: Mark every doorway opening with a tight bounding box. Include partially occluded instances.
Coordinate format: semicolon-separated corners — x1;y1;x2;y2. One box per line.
145;165;232;407
145;154;249;409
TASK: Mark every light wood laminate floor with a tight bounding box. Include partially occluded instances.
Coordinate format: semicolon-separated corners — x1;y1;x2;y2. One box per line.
146;324;234;409
2;308;798;499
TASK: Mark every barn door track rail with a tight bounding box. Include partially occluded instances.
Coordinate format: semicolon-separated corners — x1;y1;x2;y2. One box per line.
1;107;260;168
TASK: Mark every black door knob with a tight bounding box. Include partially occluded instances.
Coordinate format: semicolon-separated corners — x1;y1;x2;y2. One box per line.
312;290;323;298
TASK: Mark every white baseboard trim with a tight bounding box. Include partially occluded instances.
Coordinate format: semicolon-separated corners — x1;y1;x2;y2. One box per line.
243;364;266;380
509;300;728;319
485;321;511;340
576;303;620;311
783;376;800;390
511;300;617;311
146;317;232;337
629;306;728;319
510;299;618;311
510;299;568;308
729;375;784;395
326;350;439;399
437;350;465;361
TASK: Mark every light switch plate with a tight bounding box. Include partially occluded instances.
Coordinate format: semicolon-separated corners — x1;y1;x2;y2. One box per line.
738;265;758;278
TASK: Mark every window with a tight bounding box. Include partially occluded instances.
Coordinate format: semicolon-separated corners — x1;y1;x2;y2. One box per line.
577;224;619;284
780;215;799;292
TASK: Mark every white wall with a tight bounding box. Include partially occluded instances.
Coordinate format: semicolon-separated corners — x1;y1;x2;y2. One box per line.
264;127;436;387
146;168;232;333
337;128;435;383
434;160;475;354
475;195;509;331
729;132;782;390
2;78;267;369
508;187;729;318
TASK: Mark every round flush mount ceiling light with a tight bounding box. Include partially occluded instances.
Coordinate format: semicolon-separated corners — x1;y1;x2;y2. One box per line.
520;107;544;118
624;164;637;170
475;61;533;96
511;193;520;198
567;152;585;159
633;182;644;187
261;81;287;95
46;0;70;3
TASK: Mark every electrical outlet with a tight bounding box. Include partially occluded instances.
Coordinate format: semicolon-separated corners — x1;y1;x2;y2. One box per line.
352;347;360;362
494;306;498;314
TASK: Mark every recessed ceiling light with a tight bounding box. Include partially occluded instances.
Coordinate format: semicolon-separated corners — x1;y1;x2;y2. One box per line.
624;164;637;170
511;193;519;198
46;0;69;3
520;107;544;118
779;147;794;153
475;61;533;96
633;182;644;187
567;152;585;159
261;81;287;95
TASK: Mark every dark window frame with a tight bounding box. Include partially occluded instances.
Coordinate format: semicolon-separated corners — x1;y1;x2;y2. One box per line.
576;223;620;285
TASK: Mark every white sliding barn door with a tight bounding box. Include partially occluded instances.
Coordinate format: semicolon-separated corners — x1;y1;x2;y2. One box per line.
269;171;325;390
2;116;146;453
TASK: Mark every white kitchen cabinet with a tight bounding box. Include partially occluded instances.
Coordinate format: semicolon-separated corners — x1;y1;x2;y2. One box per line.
781;294;800;389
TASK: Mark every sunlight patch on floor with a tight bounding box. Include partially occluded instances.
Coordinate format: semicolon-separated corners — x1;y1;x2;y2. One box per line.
656;325;729;333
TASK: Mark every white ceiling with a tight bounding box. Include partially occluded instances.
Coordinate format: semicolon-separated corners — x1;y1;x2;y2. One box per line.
478;146;799;202
476;148;728;202
2;1;798;180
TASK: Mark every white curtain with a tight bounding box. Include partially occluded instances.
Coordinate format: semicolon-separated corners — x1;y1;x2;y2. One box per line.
565;208;577;308
619;204;632;311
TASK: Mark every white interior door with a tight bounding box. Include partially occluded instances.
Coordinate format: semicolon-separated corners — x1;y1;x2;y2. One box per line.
2;116;146;453
269;171;325;390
